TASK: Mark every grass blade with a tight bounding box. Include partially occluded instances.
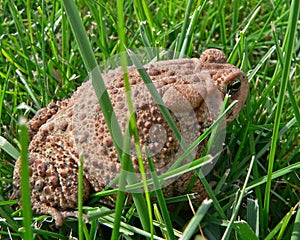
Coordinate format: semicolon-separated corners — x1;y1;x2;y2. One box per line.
78;154;84;240
179;1;208;58
133;0;154;46
277;203;298;240
115;0;152;237
174;0;193;57
19;118;33;239
61;0;124;157
263;0;300;232
265;203;299;240
291;203;300;240
0;136;19;160
61;1;142;237
110;0;131;237
180;199;213;240
217;0;226;53
246;198;259;236
221;156;255;240
147;152;176;240
233;221;259;240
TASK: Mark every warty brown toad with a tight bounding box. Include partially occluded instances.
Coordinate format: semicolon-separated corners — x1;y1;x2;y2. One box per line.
12;48;248;227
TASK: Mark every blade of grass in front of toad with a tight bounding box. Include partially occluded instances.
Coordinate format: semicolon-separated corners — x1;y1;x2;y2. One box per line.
113;0;152;238
19;118;33;240
78;154;84;240
60;0;121;188
121;57;155;236
63;0;150;236
263;0;300;234
147;151;176;240
62;0;150;236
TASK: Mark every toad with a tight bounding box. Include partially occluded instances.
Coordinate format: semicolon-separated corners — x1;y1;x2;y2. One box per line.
12;49;248;226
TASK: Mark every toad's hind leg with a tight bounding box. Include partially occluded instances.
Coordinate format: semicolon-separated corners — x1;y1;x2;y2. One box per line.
28;148;91;226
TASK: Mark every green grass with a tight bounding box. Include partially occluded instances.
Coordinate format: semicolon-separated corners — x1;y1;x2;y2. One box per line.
0;0;299;239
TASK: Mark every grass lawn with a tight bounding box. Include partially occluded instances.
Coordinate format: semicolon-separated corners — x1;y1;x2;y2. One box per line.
0;0;299;239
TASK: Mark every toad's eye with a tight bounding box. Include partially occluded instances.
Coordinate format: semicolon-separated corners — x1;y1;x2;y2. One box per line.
227;78;241;94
